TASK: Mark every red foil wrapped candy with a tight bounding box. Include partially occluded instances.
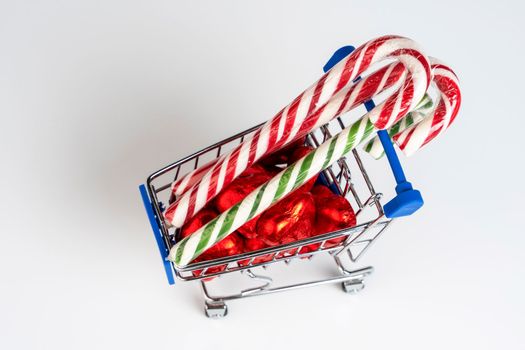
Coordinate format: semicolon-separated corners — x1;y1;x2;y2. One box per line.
311;184;357;248
256;191;316;247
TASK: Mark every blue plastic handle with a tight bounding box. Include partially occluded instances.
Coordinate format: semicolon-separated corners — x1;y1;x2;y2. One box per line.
139;184;175;285
323;46;423;218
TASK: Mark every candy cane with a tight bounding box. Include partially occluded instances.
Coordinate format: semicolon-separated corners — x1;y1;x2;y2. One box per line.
394;60;461;155
164;35;431;228
363;94;433;158
364;60;461;158
171;159;218;197
169;61;406;199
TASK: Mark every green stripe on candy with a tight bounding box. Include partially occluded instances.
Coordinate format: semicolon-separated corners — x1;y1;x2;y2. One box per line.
363;93;433;158
294;149;316;190
174;234;188;265
321;137;338;170
344;119;374;155
364;137;374;153
361;116;407;159
274;164;295;202
416;93;433;111
198;200;241;260
217;205;239;240
248;183;268;219
193;216;219;260
389;118;402;136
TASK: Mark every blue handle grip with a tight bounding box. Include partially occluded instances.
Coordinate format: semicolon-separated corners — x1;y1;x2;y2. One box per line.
139;184;175;285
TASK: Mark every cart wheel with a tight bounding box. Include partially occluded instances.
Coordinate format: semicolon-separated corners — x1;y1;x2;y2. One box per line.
341;280;365;294
204;301;228;318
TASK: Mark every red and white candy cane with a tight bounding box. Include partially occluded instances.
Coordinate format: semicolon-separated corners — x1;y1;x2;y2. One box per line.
165;35;431;228
364;59;461;158
169;62;406;198
393;59;461;156
170;159;217;197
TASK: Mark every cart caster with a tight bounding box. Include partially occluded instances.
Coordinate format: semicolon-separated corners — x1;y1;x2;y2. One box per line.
341;280;365;294
205;301;228;318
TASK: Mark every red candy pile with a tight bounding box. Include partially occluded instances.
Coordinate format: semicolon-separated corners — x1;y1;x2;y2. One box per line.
178;140;357;277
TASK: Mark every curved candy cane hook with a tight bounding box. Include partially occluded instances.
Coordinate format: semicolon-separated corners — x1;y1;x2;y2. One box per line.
364;59;461;158
165;35;431;228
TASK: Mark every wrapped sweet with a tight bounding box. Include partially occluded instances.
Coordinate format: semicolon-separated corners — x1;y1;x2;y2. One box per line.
311;184;357;248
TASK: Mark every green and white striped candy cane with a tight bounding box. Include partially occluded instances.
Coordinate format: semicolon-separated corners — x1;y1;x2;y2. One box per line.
363;94;433;159
168;116;375;267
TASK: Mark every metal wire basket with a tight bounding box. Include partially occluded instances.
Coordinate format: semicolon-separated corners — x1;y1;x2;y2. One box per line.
139;44;423;318
140;115;396;317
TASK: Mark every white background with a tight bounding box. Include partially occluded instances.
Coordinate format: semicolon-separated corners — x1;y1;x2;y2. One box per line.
1;1;524;349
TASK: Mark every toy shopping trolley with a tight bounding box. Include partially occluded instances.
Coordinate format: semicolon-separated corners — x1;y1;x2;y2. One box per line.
139;37;461;318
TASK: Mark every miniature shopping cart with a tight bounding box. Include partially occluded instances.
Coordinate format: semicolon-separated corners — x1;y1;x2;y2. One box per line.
139;46;424;318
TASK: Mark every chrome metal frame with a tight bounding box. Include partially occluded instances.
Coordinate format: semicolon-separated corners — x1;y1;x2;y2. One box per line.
145;115;393;318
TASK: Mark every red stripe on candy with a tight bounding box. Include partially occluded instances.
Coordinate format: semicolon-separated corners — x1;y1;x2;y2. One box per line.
186;185;200;224
398;126;416;150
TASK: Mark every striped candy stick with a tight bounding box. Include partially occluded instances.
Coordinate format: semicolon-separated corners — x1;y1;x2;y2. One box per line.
169;62;406;198
164;35;431;228
394;61;461;155
363;60;460;158
170;158;218;197
167;116;376;266
363;94;433;158
166;36;431;228
164;61;409;228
